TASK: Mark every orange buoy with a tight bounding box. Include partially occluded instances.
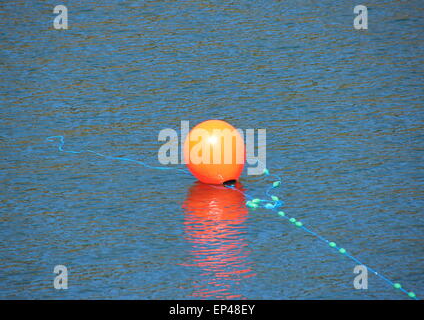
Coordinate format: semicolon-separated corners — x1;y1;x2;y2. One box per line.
183;120;245;184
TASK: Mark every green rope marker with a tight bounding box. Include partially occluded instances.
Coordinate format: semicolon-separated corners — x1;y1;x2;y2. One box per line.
295;221;303;227
265;203;274;209
246;201;258;209
289;218;296;223
252;198;261;204
393;283;402;289
339;248;346;254
408;292;416;299
329;242;337;248
273;181;281;187
278;211;285;217
263;168;269;175
271;195;279;201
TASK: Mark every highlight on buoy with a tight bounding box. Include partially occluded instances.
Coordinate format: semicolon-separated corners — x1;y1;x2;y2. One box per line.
183;120;245;185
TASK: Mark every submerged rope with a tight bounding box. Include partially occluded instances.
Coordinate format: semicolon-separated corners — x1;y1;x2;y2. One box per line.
47;135;418;300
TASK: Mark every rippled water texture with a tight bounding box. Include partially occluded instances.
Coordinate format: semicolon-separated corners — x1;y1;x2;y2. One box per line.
0;1;423;299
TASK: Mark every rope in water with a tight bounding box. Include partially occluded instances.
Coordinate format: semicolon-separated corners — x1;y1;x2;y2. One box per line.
235;168;418;300
47;135;418;300
46;135;191;175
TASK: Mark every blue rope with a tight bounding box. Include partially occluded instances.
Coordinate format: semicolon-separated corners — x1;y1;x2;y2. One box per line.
46;135;191;175
241;167;419;300
47;136;418;299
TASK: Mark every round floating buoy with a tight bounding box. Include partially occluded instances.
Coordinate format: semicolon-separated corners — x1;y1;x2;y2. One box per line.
183;120;245;184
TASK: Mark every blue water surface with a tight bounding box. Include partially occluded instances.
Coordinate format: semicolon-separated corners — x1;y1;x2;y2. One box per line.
0;0;423;299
